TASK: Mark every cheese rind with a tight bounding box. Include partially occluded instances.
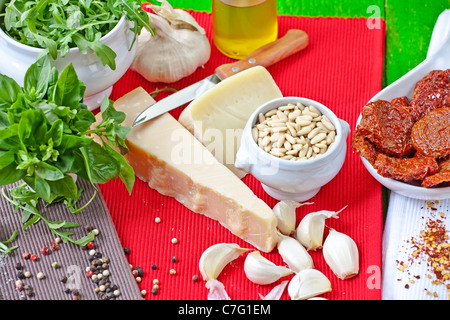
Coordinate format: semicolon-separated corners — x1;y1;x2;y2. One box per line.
178;66;283;178
110;87;278;252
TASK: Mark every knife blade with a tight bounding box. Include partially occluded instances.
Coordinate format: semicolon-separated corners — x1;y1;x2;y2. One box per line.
132;29;309;127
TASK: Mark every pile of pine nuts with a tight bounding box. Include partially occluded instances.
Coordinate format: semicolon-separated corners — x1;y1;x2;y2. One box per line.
252;102;337;161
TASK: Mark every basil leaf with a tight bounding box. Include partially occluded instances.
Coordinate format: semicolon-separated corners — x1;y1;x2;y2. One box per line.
23;55;52;100
51;63;82;109
35;161;64;181
0;150;16;170
0;163;26;186
18;109;47;147
80;142;120;184
47;174;78;201
0;74;21;110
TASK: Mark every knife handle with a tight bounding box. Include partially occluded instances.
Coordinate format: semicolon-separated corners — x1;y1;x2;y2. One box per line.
214;29;309;80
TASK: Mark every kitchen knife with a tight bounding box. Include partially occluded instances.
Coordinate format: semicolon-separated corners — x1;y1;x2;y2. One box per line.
132;29;309;127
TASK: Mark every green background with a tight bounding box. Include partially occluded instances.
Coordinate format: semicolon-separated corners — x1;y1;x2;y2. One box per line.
169;0;450;217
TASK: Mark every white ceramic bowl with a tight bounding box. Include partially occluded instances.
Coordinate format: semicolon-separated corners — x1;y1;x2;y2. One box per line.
0;16;136;110
355;115;450;200
235;97;350;202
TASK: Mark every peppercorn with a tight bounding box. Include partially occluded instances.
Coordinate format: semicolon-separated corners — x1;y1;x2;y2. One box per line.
151;288;158;295
124;247;130;254
22;252;31;260
134;266;144;277
192;275;199;282
15;262;22;270
30;254;38;261
85;225;93;232
86;270;94;278
51;241;59;251
40;246;49;255
87;241;95;249
151;264;157;270
60;276;68;283
171;256;177;263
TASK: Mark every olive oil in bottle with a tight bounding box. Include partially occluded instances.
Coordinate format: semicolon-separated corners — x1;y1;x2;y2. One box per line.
212;0;278;59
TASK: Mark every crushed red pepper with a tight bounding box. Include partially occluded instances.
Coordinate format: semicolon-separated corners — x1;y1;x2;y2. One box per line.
398;201;450;299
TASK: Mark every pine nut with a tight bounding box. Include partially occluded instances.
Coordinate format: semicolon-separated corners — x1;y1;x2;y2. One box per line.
253;103;337;161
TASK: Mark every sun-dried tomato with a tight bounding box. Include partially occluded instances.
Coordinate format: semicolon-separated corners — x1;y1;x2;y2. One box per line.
422;160;450;188
373;154;439;182
351;128;380;164
410;69;450;121
358;100;415;157
391;96;410;109
411;107;450;159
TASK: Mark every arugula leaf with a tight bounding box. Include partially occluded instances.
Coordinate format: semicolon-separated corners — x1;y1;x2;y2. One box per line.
1;0;155;70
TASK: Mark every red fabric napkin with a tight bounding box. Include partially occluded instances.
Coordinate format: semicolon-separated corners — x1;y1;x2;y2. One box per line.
99;11;385;300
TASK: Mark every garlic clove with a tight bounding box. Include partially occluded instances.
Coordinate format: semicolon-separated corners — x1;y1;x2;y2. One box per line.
296;206;347;251
277;232;314;273
205;279;231;300
287;269;332;300
322;228;359;280
199;243;250;281
258;280;289;300
244;251;294;285
273;200;313;236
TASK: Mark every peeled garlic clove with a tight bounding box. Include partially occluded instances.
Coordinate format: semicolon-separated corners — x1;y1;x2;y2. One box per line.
296;206;346;250
322;228;359;280
273;200;313;235
199;243;250;281
244;251;294;285
287;269;332;300
277;232;314;273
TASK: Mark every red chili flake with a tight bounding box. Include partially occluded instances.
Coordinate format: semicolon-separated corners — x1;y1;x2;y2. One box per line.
22;252;31;260
40;246;49;255
87;242;95;249
86;270;94;278
30;254;38;261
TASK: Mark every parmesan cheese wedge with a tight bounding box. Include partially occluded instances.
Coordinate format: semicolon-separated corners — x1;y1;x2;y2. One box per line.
105;87;278;252
178;66;283;178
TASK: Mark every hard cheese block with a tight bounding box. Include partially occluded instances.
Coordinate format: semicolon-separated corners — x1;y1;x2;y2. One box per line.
178;66;283;178
110;87;278;253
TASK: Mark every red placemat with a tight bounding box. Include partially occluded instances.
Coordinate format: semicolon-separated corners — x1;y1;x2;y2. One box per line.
99;11;385;300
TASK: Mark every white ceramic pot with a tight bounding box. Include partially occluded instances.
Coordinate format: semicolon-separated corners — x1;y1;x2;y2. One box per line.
0;16;137;110
235;97;350;202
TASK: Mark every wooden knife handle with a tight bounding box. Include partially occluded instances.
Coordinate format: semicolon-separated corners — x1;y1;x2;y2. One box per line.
214;29;309;80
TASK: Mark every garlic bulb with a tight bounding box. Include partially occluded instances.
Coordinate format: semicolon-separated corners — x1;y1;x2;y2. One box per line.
199;243;250;281
296;206;346;251
277;232;314;273
244;251;294;285
322;228;359;280
273;200;313;235
131;0;211;83
287;269;332;300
